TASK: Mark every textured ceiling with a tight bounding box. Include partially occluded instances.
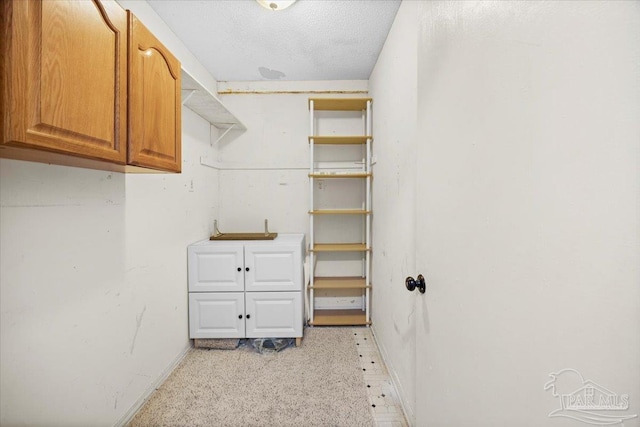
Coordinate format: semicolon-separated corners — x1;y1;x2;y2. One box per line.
147;0;401;82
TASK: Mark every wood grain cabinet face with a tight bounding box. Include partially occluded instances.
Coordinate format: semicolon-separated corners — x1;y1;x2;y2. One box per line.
127;13;181;173
1;0;182;173
1;0;128;163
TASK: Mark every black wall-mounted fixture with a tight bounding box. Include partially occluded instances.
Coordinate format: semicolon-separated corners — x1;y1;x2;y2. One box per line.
405;274;426;294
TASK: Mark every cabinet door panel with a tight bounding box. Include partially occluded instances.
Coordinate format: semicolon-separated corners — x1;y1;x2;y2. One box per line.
244;245;302;292
245;292;302;338
2;0;127;163
188;293;244;339
188;244;244;292
128;13;181;172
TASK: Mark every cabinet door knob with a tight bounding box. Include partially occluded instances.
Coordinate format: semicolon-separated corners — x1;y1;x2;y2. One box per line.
245;267;250;272
237;267;241;272
238;314;243;319
246;314;251;319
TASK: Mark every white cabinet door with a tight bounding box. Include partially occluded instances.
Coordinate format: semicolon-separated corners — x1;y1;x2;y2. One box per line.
245;292;303;338
188;244;244;292
188;292;244;339
244;245;302;292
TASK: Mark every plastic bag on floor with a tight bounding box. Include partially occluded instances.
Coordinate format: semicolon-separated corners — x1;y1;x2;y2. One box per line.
250;338;294;354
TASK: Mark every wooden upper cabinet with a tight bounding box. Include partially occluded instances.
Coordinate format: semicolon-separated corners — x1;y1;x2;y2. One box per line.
1;0;182;173
127;13;181;173
1;0;128;164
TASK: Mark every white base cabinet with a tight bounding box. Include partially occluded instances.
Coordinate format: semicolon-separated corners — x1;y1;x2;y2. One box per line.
187;234;305;340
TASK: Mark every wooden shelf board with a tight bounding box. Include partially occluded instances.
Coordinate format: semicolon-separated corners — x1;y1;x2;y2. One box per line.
309;98;372;111
309;209;370;215
308;136;371;145
309;173;371;178
310;243;370;252
210;232;277;241
310;277;370;289
311;309;370;326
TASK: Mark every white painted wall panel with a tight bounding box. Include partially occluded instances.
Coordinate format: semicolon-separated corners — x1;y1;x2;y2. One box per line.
0;107;219;426
414;1;640;425
368;1;419;422
215;83;368;236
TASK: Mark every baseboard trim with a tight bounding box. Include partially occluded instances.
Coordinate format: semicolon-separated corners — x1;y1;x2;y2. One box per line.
114;342;192;427
370;325;415;426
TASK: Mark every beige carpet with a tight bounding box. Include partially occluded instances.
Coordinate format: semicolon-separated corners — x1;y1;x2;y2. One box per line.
128;328;374;427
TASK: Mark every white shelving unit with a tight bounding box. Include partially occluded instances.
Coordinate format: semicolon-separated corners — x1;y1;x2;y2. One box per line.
308;98;372;326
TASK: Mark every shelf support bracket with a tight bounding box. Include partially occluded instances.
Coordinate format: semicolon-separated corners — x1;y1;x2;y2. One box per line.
213;124;237;145
181;89;196;105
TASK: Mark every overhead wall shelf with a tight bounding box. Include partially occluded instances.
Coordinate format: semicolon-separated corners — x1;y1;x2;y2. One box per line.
181;72;246;130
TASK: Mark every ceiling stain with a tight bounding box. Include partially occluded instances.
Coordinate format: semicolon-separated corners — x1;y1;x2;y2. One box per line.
259;67;286;80
147;1;401;81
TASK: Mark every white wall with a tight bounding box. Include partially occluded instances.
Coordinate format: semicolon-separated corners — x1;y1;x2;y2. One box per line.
214;81;311;235
414;1;640;425
1;2;227;424
215;81;369;309
368;1;418;422
0;103;218;425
